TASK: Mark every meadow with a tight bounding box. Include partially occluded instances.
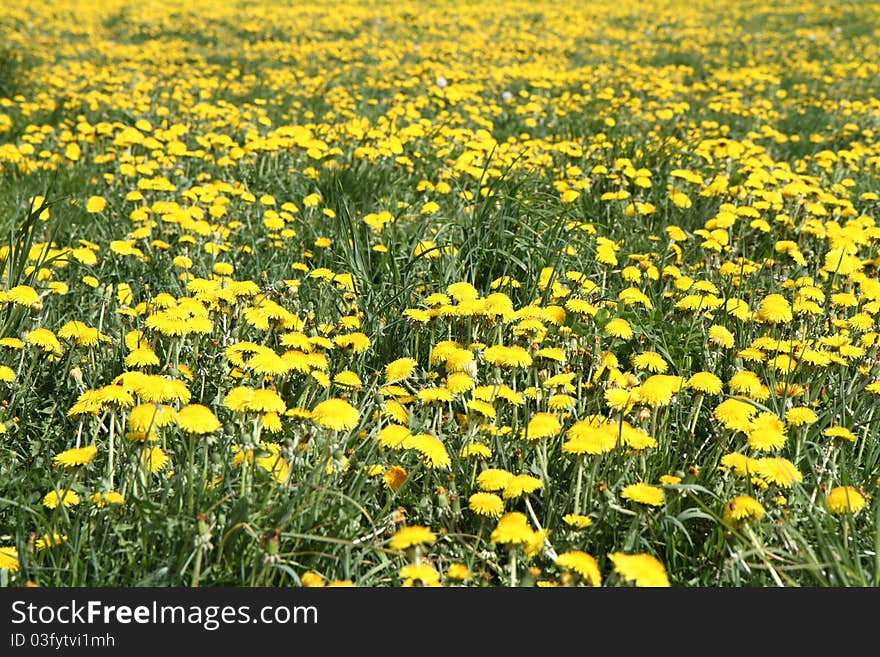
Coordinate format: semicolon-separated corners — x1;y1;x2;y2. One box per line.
1;0;879;587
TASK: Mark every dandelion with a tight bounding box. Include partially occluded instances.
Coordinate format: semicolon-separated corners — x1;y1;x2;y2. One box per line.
399;563;441;587
755;457;803;488
52;445;98;467
477;468;515;492
36;533;68;551
604;318;634;339
822;426;856;442
468;492;504;518
523;413;561;441
383;466;407;490
175;404;221;434
43;489;80;509
311;398;360;431
826;486;867;515
686;372;723;394
608;552;670;587
0;546;19;573
389;526;436;551
756;294;792;324
723;495;766;526
562;514;593;528
385;357;418;382
747;413;787;452
490;512;535;546
555;551;601;586
621;483;664;507
141;446;170;473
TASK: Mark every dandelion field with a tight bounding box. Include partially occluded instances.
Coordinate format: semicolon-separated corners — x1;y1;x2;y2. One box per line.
1;0;880;588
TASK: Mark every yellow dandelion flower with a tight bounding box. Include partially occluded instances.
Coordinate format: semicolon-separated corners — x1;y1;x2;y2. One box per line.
477;468;515;492
175;404;221;434
43;489;80;509
312;398;360;431
399;562;441;587
490;512;535;547
621;483;665;507
708;325;735;348
555;551;601;586
755;457;803;488
723;495;766;526
686;372;723;394
36;533;68;551
141;446;170;473
562;514;593;528
446;563;471;581
402;433;451;469
608;552;670;587
0;546;20;573
822;426;856;442
638;375;684;407
389;525;436;551
502;474;544;499
826;486;867;515
604;318;634;339
468;492;504;518
747;412;787;452
523;412;561;441
52;445;97;467
385;357;418;382
482;344;533;368
383;466;407;491
632;352;668;373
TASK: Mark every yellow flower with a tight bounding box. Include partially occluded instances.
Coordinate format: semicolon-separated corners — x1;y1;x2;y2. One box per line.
311;398;361;431
523;412;561;441
686;372;723;394
604;318;634;339
389;525;436;551
562;514;593;528
785;406;818;426
85;195;107;213
608;552;670;587
175;404;221;434
747;413;787;452
382;466;407;490
502;474;544;499
477;468;515;491
385;357;418;382
301;571;325;587
36;533;68;551
43;489;80;509
754;457;803;487
713;398;757;432
52;445;98;467
822;426;856;442
482;344;533;368
468;492;504;518
402;433;451;469
621;483;665;507
490;512;535;547
708;325;735;348
723;495;766;526
399;562;441;587
0;546;20;572
755;294;792;324
826;486;867;515
446;563;471;581
638;375;684;407
631;351;667;373
141;446;170;473
555;551;601;586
